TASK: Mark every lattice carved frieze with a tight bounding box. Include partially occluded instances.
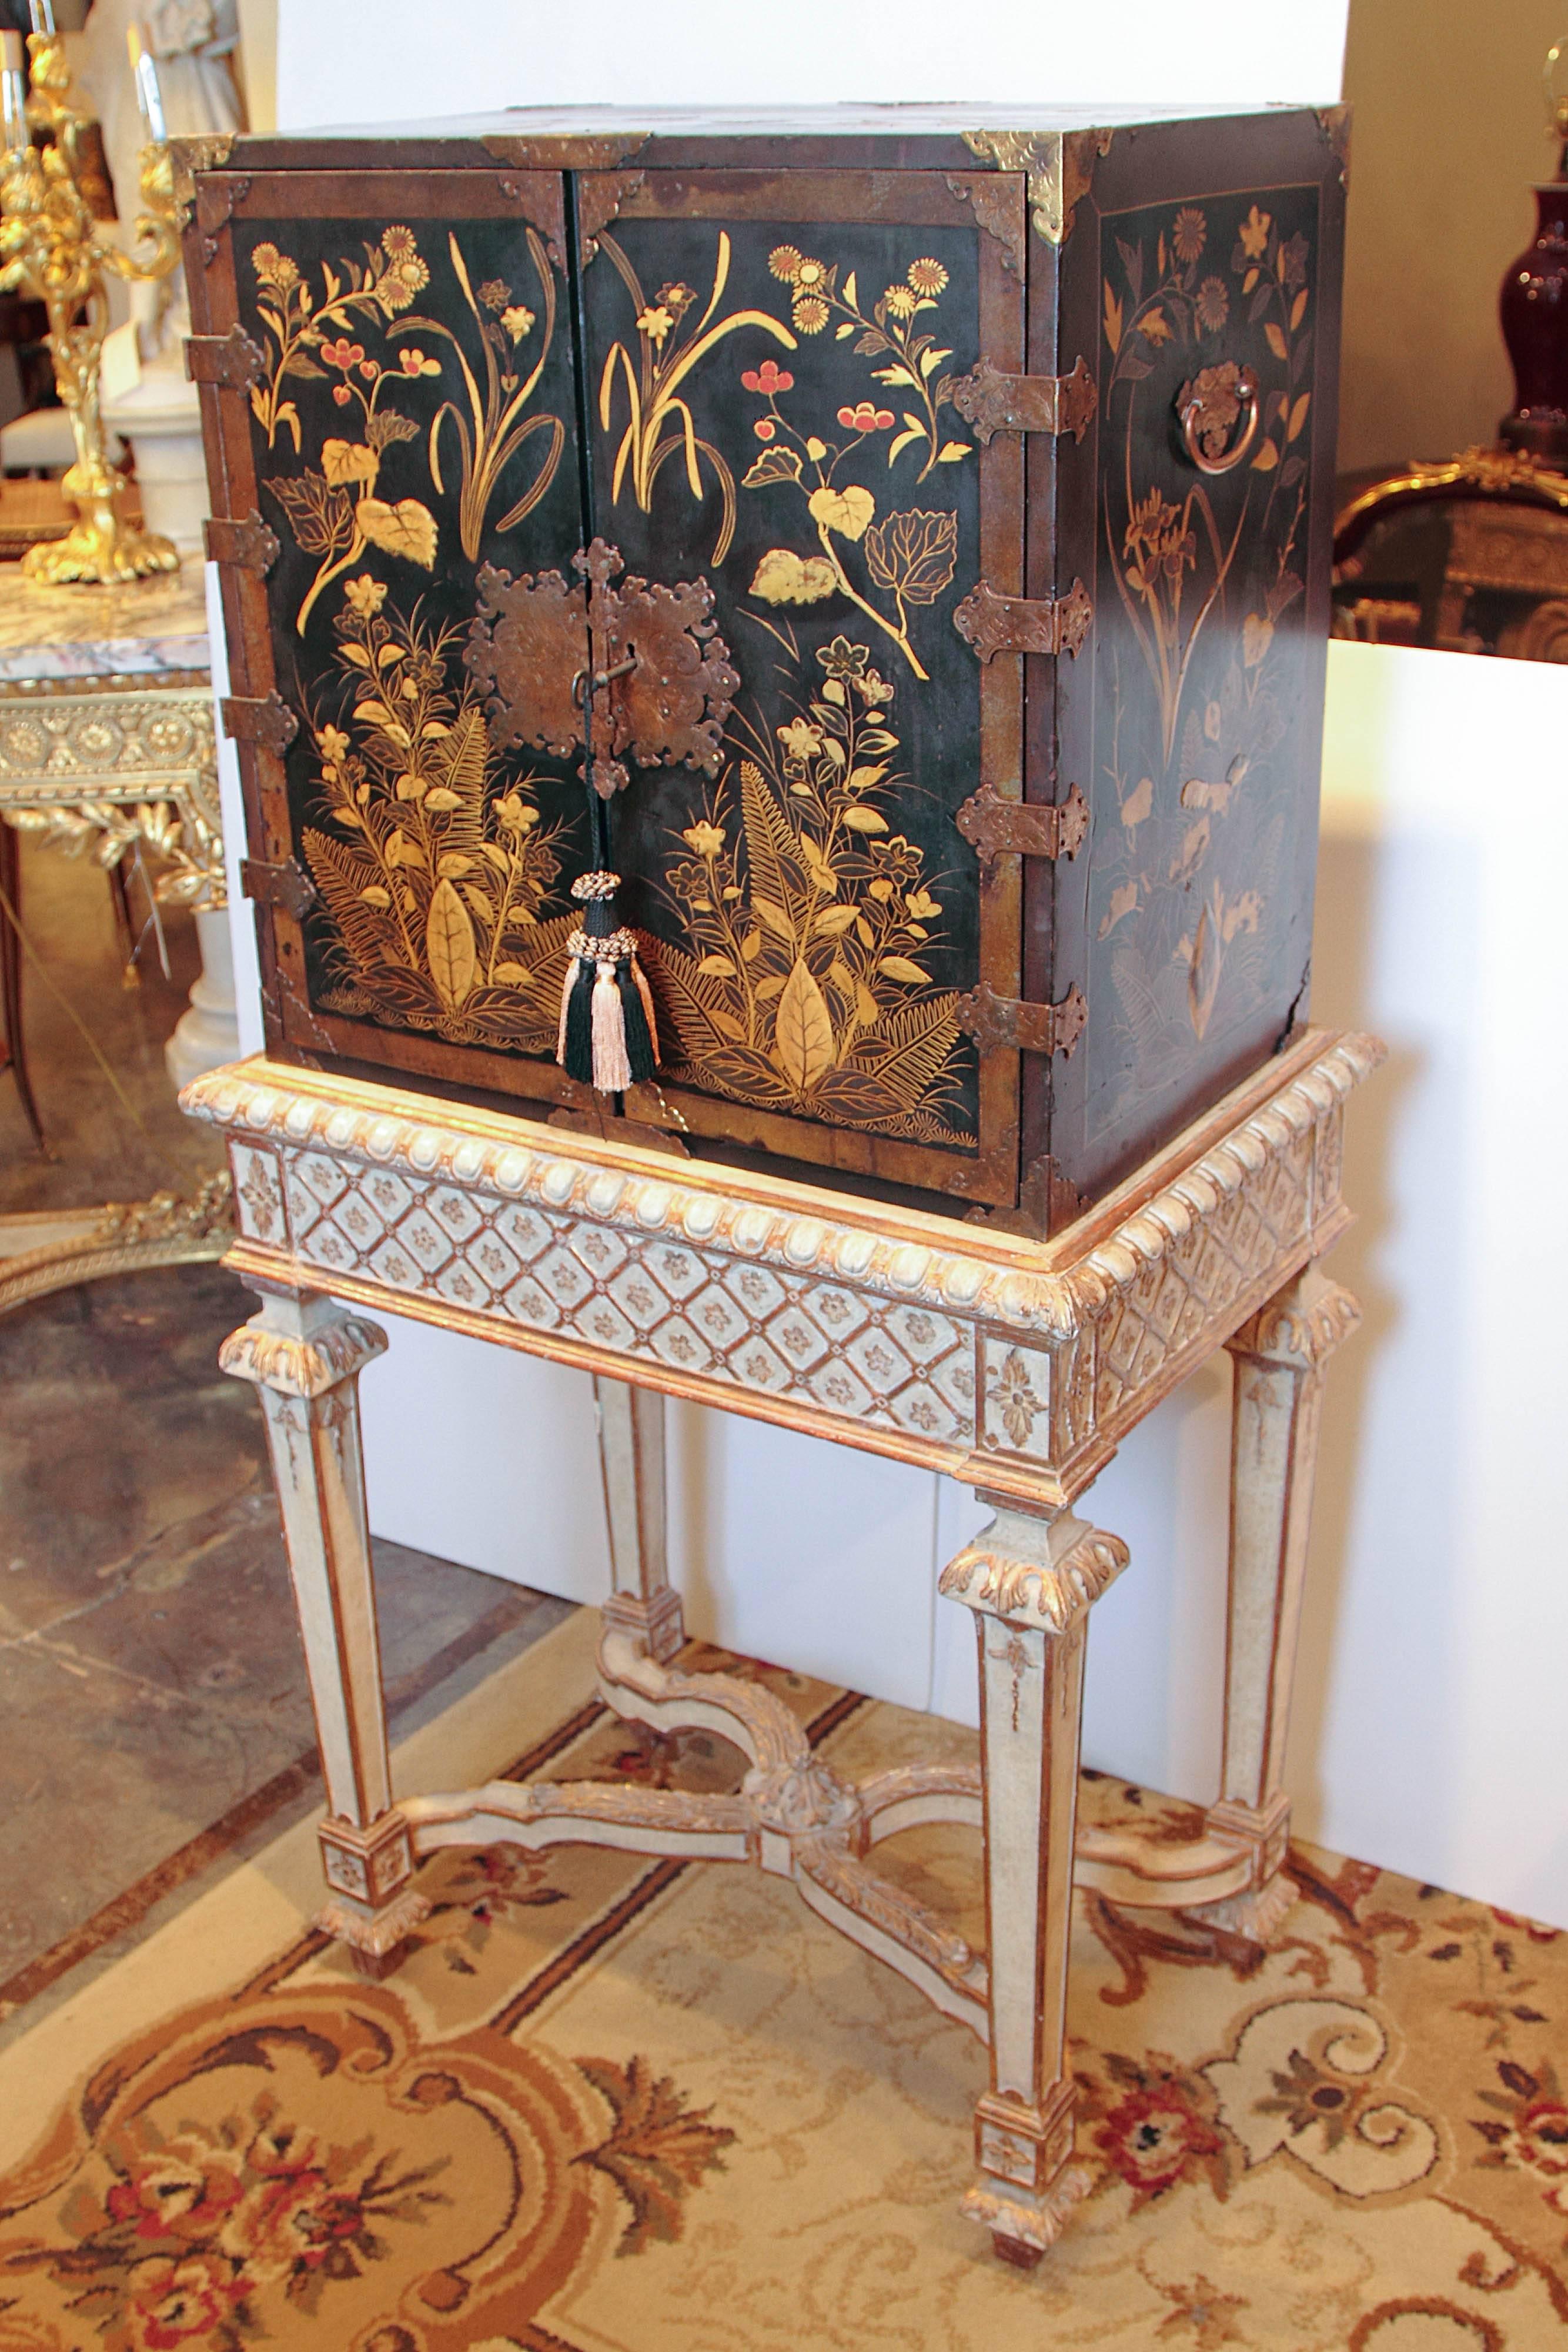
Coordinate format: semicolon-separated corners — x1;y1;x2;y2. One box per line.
0;677;223;907
192;1030;1382;1491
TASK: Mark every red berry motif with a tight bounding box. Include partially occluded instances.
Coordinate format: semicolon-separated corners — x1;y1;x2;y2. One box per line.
741;359;795;395
837;400;895;433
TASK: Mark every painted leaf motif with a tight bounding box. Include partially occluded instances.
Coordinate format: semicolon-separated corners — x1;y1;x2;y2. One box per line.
320;438;379;487
359;497;438;568
807;485;875;542
426;877;477;1008
862;510;958;607
774;958;834;1093
742;443;804;488
749;548;838;606
267;471;355;558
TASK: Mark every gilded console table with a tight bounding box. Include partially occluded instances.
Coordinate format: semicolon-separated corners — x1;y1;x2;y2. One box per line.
0;567;233;1306
182;1024;1381;2269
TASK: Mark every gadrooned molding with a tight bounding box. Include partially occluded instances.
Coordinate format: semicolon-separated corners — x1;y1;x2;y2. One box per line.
181;1031;1384;1347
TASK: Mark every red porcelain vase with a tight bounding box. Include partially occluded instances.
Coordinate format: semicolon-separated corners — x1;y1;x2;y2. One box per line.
1500;183;1568;460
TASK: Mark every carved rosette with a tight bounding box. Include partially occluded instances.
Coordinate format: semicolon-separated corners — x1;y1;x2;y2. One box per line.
940;1508;1128;1631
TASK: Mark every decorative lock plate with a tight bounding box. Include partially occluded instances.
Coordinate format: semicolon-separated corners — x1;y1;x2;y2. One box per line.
185;326;265;389
466;537;738;799
955;780;1088;873
204;511;279;573
220;691;297;754
240;856;317;920
950;355;1096;445
953;578;1092;663
954;979;1088;1060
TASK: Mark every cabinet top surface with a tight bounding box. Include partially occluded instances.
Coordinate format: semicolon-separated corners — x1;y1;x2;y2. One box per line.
205;99;1319;162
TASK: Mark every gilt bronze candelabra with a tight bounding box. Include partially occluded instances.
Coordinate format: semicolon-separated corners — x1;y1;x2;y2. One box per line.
0;22;180;583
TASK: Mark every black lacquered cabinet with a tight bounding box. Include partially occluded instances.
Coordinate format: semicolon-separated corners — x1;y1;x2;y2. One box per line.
185;103;1346;1233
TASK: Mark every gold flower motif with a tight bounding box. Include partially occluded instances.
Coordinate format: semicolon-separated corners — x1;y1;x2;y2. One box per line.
477;277;511;312
883;284;917;319
343;574;387;617
1172;207;1206;264
501;305;535;343
776;717;823;761
907;258;947;296
1195;277;1229;333
768;244;805;281
316;724;351;762
794;257;827;290
793;295;829;335
637;304;674;347
905;886;942;920
1239;205;1272;262
250;240;299;292
383;225;419;263
682;820;726;858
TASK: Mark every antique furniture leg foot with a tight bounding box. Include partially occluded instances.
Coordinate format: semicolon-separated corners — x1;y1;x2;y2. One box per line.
220;1290;430;1971
940;1503;1129;2262
1192;1267;1362;1943
593;1374;684;1664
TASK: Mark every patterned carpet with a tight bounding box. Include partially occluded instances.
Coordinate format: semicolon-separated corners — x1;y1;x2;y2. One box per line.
1;1619;1564;2350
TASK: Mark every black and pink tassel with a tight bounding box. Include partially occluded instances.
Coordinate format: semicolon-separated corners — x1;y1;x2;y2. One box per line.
557;870;658;1094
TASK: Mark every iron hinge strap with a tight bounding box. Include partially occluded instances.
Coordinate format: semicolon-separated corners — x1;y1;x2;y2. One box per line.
220;691;297;755
240;857;317;921
204;512;279;573
955;780;1088;871
185;326;265;389
953;578;1092;663
954;980;1088;1060
950;355;1096;444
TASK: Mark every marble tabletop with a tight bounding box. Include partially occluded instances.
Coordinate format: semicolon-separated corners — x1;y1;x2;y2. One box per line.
0;565;210;684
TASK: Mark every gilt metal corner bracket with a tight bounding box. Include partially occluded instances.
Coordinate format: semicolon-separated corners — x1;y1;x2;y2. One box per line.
961;128;1114;247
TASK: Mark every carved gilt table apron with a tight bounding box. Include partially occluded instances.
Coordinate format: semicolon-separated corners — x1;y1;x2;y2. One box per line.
182;1024;1382;2269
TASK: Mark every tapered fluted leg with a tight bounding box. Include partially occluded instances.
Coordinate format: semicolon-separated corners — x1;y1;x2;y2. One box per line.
1198;1266;1360;1940
940;1504;1129;2265
594;1374;683;1663
222;1290;425;1974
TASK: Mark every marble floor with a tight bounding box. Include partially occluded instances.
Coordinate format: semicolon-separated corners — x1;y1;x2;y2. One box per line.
0;843;573;2033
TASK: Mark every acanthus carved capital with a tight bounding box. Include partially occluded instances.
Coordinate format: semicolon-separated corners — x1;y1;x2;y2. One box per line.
220;1307;389;1399
1227;1274;1360;1372
940;1508;1128;1631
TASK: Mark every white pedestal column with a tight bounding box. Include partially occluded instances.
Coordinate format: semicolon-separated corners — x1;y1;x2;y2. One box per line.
165;904;240;1089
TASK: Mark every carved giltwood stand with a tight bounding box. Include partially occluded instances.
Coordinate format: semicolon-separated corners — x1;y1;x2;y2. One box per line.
184;1024;1381;2268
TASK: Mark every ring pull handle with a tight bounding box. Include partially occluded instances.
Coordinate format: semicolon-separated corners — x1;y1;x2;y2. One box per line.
1177;362;1260;476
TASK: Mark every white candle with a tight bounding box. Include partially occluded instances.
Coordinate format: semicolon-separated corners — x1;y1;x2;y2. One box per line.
126;24;166;145
1;31;28;155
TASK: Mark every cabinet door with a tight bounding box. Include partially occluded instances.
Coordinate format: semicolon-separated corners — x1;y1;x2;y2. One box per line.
571;169;1025;1205
204;169;593;1100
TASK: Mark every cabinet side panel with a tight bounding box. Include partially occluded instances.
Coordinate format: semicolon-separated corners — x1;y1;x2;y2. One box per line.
1050;112;1346;1207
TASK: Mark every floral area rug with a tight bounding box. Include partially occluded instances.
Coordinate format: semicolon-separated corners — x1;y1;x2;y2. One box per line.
1;1643;1565;2351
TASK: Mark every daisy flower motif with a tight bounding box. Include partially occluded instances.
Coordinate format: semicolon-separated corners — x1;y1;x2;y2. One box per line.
907;258;947;297
382;226;419;264
882;284;917;319
768;244;805;282
1195;278;1229;333
1172;207;1206;264
793;296;829;335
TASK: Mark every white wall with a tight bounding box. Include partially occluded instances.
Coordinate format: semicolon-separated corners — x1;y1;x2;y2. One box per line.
233;6;1568;1931
276;1;1348;124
